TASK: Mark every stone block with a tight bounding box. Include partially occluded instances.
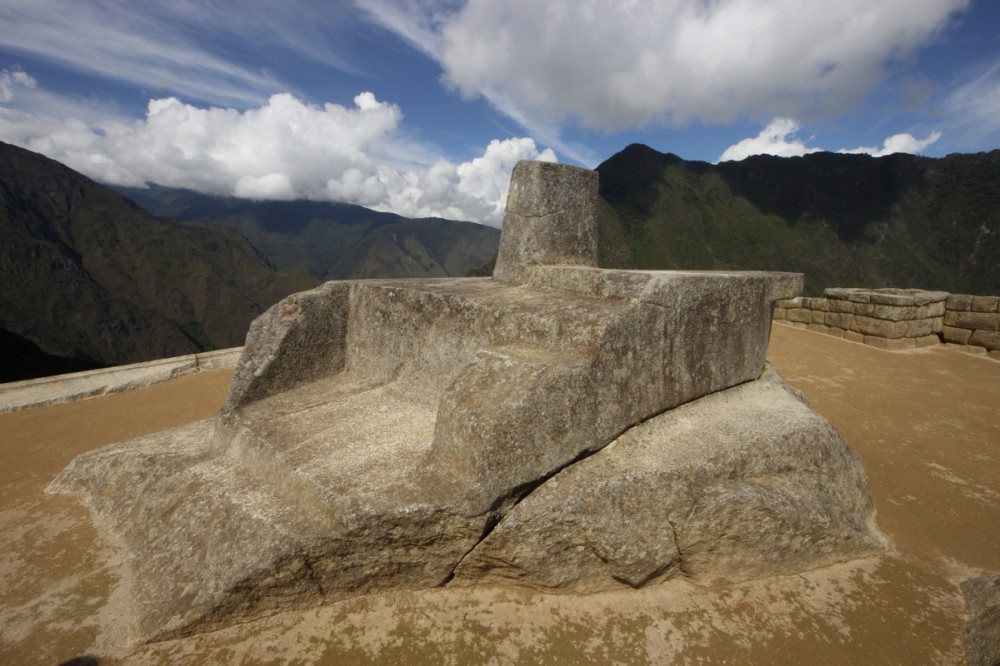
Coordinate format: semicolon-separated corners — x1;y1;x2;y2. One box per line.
872;303;920;322
851;302;875;316
971;295;1000;313
948;343;988;356
825;312;854;330
912;318;938;337
494;161;598;283
852;315;932;339
828;299;855;313
863;335;915;351
989;350;1000;361
823;288;869;303
786;308;813;323
803;297;829;311
867;301;944;321
826;327;846;339
787;321;808;329
870;292;916;307
772;307;787;321
942;325;973;345
776;297;803;308
912;290;948;306
921;301;946;318
811;310;826;324
844;330;865;343
913;334;939;348
946;293;973;311
969;329;1000;351
945;311;1000;332
807;323;828;334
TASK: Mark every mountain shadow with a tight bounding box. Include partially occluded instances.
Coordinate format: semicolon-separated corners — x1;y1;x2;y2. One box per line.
115;185;501;281
596;144;1000;295
0;142;319;380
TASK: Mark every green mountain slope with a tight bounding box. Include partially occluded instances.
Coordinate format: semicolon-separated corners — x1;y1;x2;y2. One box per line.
0;142;319;381
597;144;1000;295
115;185;501;281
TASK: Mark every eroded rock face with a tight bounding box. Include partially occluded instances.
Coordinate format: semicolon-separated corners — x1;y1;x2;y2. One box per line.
48;160;881;643
451;365;883;590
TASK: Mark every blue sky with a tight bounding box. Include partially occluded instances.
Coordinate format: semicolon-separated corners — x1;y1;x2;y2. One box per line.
1;0;998;226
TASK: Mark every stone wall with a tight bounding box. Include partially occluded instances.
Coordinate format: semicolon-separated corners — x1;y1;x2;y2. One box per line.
773;288;1000;360
941;294;1000;357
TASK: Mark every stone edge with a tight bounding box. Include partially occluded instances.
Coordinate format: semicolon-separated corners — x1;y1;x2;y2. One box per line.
0;347;244;414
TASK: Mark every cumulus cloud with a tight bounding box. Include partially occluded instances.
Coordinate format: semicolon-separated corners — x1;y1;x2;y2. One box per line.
0;86;553;226
838;131;942;157
0;68;36;103
363;0;969;133
719;117;943;161
384;138;557;223
718;118;821;162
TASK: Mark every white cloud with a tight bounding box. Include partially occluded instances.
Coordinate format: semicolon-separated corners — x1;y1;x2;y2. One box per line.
363;0;969;134
719;118;943;161
718;118;821;162
0;68;36;103
0;0;362;108
940;57;1000;151
838;131;942;157
0;84;553;226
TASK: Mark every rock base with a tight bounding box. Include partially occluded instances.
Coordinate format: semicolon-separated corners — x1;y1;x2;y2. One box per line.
50;363;883;641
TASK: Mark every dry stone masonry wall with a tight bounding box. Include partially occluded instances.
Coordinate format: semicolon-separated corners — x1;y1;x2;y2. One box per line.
774;288;1000;360
942;294;1000;359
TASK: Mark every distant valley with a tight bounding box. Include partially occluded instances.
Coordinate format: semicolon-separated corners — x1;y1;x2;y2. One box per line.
113;184;501;281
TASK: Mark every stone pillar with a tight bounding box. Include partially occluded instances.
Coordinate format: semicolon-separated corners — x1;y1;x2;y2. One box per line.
493;160;599;283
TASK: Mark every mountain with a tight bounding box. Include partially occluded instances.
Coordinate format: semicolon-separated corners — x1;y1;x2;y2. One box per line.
114;185;501;281
596;144;1000;295
0;142;319;382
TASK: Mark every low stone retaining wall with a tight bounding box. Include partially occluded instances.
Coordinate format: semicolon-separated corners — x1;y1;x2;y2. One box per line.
774;288;1000;360
0;346;243;413
942;294;1000;354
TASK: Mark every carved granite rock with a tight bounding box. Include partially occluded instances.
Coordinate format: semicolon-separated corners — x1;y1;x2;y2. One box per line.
49;160;881;643
452;364;883;589
493;160;598;283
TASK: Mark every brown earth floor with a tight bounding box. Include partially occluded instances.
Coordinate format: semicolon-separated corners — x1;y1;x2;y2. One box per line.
1;324;998;665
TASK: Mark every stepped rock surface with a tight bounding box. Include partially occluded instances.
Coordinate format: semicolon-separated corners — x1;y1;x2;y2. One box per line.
49;160;882;643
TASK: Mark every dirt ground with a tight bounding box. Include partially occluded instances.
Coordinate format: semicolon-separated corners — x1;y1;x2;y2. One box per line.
1;324;997;665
